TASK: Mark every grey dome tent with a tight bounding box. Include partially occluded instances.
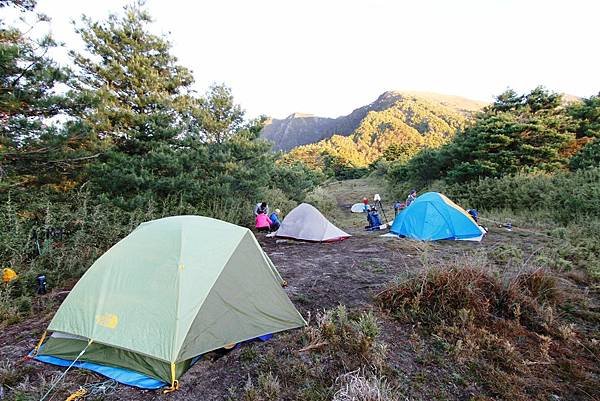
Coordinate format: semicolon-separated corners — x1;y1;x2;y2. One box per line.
275;203;351;242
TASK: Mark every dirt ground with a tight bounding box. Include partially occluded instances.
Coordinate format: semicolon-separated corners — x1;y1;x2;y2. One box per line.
1;179;596;400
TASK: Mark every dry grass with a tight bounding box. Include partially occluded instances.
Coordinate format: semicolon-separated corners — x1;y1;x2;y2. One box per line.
241;371;281;401
235;305;393;401
377;265;561;334
332;369;401;401
301;306;387;371
376;262;600;400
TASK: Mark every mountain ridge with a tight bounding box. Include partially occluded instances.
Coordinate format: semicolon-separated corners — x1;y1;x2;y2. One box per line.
261;91;488;151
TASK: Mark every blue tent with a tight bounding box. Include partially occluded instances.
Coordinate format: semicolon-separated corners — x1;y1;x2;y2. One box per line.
390;192;485;241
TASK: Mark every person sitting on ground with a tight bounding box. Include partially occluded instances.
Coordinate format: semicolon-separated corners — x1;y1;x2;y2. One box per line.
254;201;269;216
255;211;272;232
406;189;417;207
370;207;382;227
365;206;382;230
269;209;282;231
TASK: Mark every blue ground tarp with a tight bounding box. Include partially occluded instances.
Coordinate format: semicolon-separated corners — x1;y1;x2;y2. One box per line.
32;333;274;390
34;354;166;389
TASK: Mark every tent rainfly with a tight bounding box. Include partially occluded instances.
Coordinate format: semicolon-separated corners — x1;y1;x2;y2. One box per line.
275;203;351;242
350;202;368;213
390;192;486;241
32;216;305;390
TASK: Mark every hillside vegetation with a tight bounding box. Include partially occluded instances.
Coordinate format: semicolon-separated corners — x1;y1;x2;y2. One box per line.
261;91;485;152
387;87;600;281
281;94;475;178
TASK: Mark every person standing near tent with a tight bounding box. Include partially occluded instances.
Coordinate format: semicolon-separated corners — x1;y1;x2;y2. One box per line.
254;201;269;216
393;200;404;217
406;189;417;207
255;210;273;232
362;197;369;212
269;209;281;231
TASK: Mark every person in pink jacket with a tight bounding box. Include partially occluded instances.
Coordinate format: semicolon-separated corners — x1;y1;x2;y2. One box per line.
255;211;272;232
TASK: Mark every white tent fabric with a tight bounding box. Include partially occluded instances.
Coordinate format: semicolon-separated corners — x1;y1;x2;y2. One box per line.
275;203;351;242
350;203;368;213
456;225;487;242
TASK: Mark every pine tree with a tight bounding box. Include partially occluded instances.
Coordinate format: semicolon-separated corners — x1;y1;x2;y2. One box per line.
0;1;82;188
69;1;196;154
193;84;244;144
568;93;600;139
439;88;575;183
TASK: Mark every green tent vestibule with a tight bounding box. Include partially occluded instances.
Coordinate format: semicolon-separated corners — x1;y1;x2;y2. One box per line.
34;216;306;389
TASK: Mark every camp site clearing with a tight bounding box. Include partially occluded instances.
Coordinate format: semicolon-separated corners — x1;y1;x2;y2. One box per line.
1;179;598;400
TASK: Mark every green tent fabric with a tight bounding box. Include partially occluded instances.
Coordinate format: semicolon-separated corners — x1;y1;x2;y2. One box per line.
38;216;305;385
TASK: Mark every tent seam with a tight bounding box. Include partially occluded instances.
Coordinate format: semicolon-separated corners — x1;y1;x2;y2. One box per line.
170;220;184;363
171;229;247;362
174;230;304;362
429;201;456;239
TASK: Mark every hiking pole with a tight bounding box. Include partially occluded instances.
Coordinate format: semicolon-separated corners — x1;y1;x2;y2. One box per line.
378;201;389;223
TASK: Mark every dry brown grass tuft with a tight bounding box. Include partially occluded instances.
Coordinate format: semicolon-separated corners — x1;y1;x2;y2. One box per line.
376;264;599;400
376;265;563;336
240;306;393;401
242;371;281;401
332;369;401;401
301;306;387;371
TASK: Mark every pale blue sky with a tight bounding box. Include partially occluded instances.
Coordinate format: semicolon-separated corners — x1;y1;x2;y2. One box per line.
15;0;600;118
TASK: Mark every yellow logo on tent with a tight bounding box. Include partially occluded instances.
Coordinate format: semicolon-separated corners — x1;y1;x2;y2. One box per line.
95;313;119;329
2;268;17;284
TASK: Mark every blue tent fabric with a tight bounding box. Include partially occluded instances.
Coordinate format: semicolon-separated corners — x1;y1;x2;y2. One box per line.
33;354;167;389
390;192;483;241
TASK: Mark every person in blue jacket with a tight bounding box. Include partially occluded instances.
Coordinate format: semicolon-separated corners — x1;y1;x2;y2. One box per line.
365;206;382;230
269;209;282;231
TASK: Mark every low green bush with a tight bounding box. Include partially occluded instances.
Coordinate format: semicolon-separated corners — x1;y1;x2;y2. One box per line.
305;187;338;218
441;168;600;222
390;168;600;224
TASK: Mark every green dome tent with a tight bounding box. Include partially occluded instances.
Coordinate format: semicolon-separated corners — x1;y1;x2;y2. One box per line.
33;216;305;390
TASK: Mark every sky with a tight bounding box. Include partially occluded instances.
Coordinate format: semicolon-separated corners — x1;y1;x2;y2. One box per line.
10;0;600;118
